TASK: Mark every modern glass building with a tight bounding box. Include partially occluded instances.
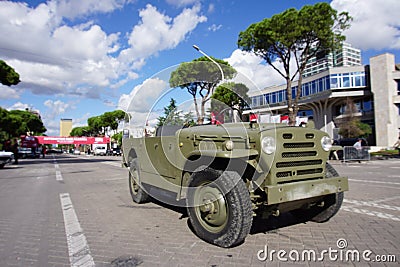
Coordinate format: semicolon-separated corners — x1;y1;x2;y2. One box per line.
303;42;362;78
248;53;400;147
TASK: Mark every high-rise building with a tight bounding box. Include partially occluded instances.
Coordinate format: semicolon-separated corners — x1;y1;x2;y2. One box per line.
248;53;400;147
303;42;362;77
60;119;72;136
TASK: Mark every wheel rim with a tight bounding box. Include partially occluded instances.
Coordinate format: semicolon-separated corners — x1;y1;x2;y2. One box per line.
193;182;228;233
130;169;140;196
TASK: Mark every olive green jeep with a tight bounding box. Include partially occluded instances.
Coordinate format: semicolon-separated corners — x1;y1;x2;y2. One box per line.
122;121;348;247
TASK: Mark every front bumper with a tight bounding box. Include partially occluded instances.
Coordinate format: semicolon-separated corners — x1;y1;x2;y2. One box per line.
265;177;348;205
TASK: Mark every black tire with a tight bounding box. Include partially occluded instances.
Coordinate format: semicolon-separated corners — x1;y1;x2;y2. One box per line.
310;163;344;223
292;163;344;223
186;168;253;248
0;163;5;169
128;160;149;204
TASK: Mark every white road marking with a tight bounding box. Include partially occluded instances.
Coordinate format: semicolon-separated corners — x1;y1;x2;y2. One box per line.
56;170;63;181
373;196;400;203
101;178;125;181
342;205;400;222
55;164;59;169
343;199;400;211
101;161;121;168
60;193;95;267
348;179;400;186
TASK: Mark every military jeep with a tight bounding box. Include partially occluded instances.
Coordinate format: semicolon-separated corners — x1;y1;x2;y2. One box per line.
122;121;348;247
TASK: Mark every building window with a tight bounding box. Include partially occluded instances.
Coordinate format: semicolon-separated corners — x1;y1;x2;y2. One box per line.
362;99;373;112
397;80;400;95
331;76;338;88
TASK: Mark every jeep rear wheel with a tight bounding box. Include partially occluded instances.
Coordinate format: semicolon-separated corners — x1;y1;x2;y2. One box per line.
186;168;252;248
129;160;149;204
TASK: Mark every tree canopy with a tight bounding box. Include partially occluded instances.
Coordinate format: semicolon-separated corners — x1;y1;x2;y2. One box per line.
169;56;236;124
338;98;372;138
0;60;20;86
211;82;250;113
0;107;46;141
71;110;126;136
156;98;195;127
238;2;351;125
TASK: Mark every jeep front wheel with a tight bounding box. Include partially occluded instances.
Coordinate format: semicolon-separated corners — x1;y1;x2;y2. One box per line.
128;160;149;204
292;163;344;223
186;168;252;248
310;163;344;223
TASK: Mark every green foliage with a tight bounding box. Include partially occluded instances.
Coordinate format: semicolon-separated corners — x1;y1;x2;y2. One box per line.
157;98;196;127
157;98;182;127
339;120;372;138
338;98;372;138
169;56;237;124
0;107;46;141
88;115;103;135
356;121;372;137
102;110;125;130
237;3;351;125
70;126;91;136
86;110;126;136
0;60;20;86
211;82;250;113
112;132;123;147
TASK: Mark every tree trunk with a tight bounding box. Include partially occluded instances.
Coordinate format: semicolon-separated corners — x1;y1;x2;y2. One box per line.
286;78;296;126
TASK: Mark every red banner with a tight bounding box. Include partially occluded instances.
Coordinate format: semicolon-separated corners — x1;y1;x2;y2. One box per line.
35;136;110;145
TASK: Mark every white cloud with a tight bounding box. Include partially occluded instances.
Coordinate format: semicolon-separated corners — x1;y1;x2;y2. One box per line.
54;0;133;20
166;0;200;7
207;3;215;13
331;0;400;50
119;4;207;64
208;24;222;32
44;99;71;117
0;1;206;100
118;77;169;112
7;102;33;111
0;85;21;99
225;50;290;91
118;77;174;127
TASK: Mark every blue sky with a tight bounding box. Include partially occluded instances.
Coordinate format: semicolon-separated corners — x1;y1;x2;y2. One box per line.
0;0;399;135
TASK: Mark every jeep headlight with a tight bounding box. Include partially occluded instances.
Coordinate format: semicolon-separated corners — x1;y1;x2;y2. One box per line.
261;136;276;154
225;140;234;151
321;136;332;151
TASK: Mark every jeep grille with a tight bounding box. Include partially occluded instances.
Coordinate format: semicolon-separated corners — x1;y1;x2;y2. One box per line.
271;131;325;184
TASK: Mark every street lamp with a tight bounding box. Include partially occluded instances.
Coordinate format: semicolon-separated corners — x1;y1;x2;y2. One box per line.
192;45;224;81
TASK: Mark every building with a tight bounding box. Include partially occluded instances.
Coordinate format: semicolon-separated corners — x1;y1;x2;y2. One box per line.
249;53;400;147
303;42;362;77
60;119;72;137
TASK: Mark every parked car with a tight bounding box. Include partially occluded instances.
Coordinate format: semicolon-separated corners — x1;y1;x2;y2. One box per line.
18;147;40;158
46;148;63;154
0;151;14;168
94;146;107;156
112;148;121;156
122;122;348;248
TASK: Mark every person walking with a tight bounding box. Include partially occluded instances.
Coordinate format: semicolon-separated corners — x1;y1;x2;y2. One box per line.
12;138;19;164
393;135;400;156
41;146;46;158
353;139;363;162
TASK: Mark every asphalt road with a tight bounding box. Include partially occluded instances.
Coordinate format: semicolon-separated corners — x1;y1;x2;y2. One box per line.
0;155;398;266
